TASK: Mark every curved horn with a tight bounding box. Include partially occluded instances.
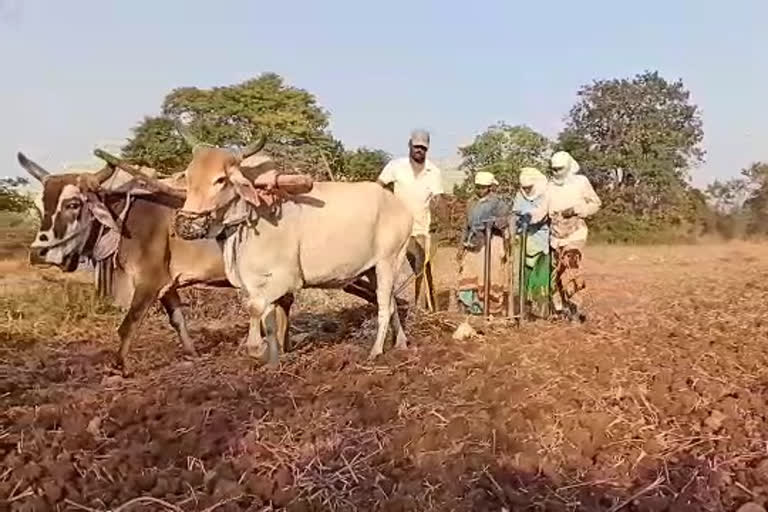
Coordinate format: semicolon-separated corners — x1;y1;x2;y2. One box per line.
93;164;118;184
17;152;50;182
239;130;267;160
175;121;203;148
94;149;186;200
94;149;125;170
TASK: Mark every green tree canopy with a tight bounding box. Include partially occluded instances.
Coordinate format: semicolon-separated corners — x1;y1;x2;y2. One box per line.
122;72;342;177
556;71;706;241
558;70;704;195
458;123;551;194
340;148;390;182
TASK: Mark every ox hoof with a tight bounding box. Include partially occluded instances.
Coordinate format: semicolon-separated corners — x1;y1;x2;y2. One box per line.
394;342;409;352
367;350;383;361
110;353;134;377
182;351;200;361
116;363;134;379
244;344;267;360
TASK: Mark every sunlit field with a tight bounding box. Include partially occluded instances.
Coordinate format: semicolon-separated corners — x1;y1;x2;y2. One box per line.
2;221;768;511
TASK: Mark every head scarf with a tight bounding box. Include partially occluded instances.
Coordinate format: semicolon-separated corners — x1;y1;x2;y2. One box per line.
550;151;580;185
519;167;547;200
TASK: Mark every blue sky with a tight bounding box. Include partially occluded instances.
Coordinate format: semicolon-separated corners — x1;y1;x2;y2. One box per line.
2;0;766;188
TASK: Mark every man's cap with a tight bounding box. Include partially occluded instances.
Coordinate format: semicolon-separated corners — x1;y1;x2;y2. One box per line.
474;171;499;186
409;129;430;148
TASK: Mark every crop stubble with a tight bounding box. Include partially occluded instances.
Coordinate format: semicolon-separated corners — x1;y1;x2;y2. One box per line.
1;241;768;511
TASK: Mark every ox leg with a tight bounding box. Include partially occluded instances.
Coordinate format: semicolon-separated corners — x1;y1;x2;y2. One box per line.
343;270;377;305
160;289;197;358
369;263;395;359
245;299;280;367
245;314;267;360
343;281;377;305
117;284;159;373
391;245;409;350
391;298;408;350
275;293;294;353
245;296;291;359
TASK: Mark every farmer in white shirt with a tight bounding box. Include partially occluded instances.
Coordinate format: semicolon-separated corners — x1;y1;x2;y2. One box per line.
377;129;444;310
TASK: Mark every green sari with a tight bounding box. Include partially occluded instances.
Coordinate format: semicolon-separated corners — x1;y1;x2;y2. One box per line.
524;251;551;318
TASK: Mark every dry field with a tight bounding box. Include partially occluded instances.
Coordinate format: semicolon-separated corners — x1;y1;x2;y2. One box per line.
2;224;768;511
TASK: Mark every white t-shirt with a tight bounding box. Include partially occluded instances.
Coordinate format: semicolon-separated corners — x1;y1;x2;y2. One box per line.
378;157;443;237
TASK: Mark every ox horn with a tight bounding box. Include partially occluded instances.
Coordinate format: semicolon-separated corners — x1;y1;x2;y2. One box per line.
238;130;267;160
92;164;118;184
16;152;50;182
94;149;186;200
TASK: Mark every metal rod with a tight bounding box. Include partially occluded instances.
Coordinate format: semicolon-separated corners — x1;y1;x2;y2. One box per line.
482;221;492;317
518;217;529;326
506;215;516;318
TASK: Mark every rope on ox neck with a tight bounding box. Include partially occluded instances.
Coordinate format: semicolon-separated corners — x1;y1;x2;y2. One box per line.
92;194;134;297
218;193;285;240
92;194;133;261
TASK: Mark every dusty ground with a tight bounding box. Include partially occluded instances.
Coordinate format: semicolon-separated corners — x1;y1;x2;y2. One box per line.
2;226;768;511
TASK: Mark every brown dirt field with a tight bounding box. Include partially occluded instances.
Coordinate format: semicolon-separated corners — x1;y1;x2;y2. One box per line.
2;231;768;511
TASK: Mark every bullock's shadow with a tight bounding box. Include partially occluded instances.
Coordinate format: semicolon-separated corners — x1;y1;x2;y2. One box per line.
287;303;376;352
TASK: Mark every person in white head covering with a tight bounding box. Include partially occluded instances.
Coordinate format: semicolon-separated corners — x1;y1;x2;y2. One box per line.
455;171;511;316
547;151;601;322
511;167;551;318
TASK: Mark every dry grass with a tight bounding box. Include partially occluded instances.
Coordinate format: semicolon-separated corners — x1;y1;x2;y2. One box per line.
1;279;121;345
2;223;768;510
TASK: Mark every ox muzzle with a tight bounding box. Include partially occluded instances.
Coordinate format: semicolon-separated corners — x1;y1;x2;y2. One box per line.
29;246;80;272
174;210;214;240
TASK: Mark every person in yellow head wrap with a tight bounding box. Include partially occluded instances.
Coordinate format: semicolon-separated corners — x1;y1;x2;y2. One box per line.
455;171;511;315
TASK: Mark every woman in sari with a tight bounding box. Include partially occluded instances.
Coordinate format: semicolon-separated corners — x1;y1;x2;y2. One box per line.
511;167;551;319
547;151;602;322
455;171;511;316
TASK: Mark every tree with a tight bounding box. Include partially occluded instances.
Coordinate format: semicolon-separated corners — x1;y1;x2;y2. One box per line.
0;177;33;213
122;72;342;177
559;70;704;199
121;117;189;173
556;71;706;242
739;162;768;235
458;123;551;194
340;148;390;182
705;178;748;215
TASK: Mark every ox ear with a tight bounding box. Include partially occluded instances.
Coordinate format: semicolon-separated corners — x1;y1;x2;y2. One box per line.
228;165;265;207
84;193;121;232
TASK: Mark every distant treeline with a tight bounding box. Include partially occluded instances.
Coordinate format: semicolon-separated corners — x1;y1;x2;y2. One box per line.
6;71;765;244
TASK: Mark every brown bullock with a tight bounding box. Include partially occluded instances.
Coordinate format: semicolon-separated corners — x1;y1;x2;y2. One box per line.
17;148;293;373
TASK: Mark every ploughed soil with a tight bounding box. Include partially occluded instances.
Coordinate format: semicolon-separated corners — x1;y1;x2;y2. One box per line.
2;240;768;511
